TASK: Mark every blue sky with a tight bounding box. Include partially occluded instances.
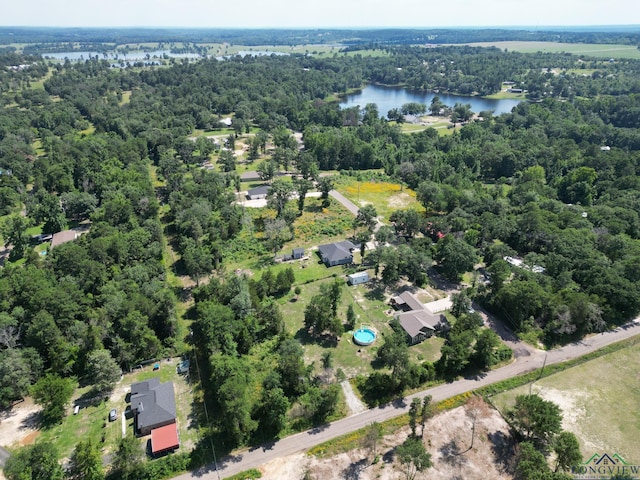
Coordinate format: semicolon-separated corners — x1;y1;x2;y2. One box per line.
2;0;639;28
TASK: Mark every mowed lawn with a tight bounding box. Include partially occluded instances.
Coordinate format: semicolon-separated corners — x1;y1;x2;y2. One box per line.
278;273;444;379
465;41;640;59
490;342;640;463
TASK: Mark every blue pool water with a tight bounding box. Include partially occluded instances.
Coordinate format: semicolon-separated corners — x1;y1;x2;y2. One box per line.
353;328;376;346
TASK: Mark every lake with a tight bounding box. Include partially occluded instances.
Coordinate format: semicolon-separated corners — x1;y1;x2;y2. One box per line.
340;84;522;117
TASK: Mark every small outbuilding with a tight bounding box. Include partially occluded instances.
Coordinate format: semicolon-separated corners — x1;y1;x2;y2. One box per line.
292;247;305;259
347;271;369;285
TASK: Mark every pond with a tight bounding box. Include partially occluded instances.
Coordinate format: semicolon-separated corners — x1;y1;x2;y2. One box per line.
340;84;522;117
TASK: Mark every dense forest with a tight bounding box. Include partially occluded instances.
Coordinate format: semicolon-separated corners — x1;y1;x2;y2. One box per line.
1;35;640;478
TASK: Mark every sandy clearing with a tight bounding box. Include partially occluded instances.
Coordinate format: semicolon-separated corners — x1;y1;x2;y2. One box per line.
0;398;41;449
260;400;515;480
387;191;416;209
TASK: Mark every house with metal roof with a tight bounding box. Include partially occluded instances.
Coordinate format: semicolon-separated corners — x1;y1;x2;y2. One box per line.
151;423;180;456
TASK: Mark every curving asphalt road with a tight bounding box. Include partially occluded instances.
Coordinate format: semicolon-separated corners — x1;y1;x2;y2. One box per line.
173;318;640;480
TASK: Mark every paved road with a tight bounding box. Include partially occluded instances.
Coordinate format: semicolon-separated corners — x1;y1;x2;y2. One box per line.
0;445;10;468
328;190;384;233
328;189;359;216
173;319;640;480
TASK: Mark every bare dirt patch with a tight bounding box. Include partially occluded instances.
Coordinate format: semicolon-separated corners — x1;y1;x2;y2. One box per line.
341;381;366;415
0;397;42;448
387;192;416;209
259;399;515;479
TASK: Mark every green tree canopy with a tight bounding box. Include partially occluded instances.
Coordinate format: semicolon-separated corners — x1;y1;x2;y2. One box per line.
30;373;75;425
67;440;104;480
434;234;479;281
395;437;432;480
508;394;563;446
3;442;64;480
86;349;121;394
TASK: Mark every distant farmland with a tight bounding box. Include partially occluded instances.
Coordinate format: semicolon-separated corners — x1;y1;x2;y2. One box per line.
464;41;640;59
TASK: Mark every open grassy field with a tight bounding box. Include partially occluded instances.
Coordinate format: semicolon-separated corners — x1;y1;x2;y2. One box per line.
465;41;640;59
333;177;425;222
399;120;454;135
490;342;640;464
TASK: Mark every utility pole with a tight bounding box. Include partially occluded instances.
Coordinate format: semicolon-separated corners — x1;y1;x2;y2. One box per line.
193;346;221;480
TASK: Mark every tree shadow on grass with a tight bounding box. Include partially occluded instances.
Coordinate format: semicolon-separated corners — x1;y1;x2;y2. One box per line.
304;202;325;214
74;389;109;408
364;280;387;301
294;327;338;348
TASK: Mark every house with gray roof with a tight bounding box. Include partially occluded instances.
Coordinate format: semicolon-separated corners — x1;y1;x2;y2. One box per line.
317;240;356;267
396;309;445;344
246;185;271;200
130;378;177;436
391;290;447;344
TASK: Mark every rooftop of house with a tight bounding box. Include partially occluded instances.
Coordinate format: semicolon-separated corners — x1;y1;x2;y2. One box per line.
392;291;425;312
130;378;176;431
151;422;180;454
396;310;441;338
50;230;79;248
317;240;356;262
247;185;271;196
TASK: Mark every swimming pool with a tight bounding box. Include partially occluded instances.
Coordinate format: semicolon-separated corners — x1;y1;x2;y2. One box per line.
353;328;377;346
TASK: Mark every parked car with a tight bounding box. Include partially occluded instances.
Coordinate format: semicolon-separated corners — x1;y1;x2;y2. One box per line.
109;408;117;422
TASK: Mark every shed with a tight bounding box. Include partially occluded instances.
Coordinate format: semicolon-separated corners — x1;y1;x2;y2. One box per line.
347;271;369;285
292;247;305;259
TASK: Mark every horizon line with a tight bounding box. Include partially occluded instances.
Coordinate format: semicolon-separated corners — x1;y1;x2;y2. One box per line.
1;24;640;30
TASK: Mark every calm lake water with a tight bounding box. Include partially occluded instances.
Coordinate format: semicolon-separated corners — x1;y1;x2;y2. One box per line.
340;84;522;117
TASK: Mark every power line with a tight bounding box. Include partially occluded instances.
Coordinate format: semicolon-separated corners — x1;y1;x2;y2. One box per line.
193;346;221;480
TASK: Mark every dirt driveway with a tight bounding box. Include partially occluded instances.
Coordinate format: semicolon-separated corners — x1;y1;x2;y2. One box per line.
0;397;41;449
